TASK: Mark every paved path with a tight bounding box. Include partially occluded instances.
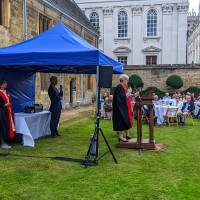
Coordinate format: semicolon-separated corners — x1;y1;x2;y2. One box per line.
60;104;94;122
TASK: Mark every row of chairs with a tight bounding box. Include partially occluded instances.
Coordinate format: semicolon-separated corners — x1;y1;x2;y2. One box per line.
163;107;194;127
141;107;194;127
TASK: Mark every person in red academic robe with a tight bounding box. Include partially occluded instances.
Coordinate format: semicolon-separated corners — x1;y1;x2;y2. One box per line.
0;78;15;149
113;74;132;142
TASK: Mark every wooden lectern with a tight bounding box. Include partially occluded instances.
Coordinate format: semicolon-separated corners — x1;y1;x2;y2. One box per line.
118;96;161;150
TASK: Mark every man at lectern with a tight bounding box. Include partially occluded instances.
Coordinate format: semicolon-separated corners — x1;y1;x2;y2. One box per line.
113;74;132;142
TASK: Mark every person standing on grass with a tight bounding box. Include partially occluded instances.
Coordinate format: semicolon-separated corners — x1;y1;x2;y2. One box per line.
112;74;132;142
0;78;15;149
48;76;63;138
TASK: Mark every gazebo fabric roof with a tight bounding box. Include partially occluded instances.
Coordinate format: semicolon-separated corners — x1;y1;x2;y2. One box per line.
0;22;123;74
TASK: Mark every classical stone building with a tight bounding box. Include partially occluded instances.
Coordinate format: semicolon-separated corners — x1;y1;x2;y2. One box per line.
187;20;200;64
187;4;200;64
75;0;189;65
0;0;99;109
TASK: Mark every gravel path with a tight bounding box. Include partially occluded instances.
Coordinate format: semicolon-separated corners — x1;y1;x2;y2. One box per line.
60;104;94;122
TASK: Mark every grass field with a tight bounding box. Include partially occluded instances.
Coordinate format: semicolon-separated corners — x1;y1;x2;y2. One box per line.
0;113;200;200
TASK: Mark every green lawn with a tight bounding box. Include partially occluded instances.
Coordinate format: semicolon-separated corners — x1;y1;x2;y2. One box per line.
0;113;200;200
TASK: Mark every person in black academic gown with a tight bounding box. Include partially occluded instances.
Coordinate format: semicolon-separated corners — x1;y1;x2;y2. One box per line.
48;76;63;138
0;78;15;149
113;74;132;142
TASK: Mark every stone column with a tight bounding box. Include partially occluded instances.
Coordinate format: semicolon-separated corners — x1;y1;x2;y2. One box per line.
162;4;174;64
132;6;143;65
102;7;113;57
177;3;189;64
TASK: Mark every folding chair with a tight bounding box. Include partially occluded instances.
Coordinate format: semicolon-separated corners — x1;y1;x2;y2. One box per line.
163;107;178;127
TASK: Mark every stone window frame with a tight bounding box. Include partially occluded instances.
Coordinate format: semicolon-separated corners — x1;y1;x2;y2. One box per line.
146;9;158;37
89;11;99;30
38;12;53;91
144;53;159;65
118;10;128;38
38;13;53;34
0;0;10;28
117;56;128;65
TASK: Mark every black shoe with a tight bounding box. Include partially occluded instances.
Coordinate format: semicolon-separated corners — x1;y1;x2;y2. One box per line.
126;135;132;140
56;133;61;137
118;138;128;142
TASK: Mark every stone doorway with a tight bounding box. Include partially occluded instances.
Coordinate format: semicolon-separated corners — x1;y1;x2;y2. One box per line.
70;78;76;107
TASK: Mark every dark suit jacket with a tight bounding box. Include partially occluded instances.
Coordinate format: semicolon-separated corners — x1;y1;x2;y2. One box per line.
181;101;195;113
48;85;63;112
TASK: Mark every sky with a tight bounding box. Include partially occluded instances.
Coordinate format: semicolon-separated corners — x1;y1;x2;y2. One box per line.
189;0;199;13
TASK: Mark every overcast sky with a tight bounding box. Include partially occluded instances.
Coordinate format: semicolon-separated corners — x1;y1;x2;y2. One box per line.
189;0;199;13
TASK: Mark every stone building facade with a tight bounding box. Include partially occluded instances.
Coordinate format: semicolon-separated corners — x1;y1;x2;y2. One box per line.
187;5;200;65
0;0;98;109
112;64;200;92
187;21;200;64
75;0;189;65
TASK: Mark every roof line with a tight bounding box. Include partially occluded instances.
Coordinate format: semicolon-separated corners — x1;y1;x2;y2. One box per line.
40;0;99;37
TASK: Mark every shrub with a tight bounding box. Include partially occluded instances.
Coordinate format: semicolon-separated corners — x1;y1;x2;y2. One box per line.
166;75;183;89
110;86;116;95
129;74;143;89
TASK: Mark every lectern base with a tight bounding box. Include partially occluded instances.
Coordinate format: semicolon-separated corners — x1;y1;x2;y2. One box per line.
117;138;164;151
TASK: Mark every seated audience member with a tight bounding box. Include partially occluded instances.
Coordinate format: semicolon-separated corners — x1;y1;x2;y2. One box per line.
99;93;105;113
172;94;176;100
173;96;183;112
143;105;157;124
181;93;186;102
196;94;200;101
195;103;200;118
163;92;172;100
152;95;161;105
191;93;196;102
108;94;113;103
103;97;112;112
178;95;195;125
152;92;156;98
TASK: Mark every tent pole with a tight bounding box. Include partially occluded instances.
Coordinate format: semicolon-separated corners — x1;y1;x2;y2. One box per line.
23;0;28;40
81;74;84;105
61;73;65;108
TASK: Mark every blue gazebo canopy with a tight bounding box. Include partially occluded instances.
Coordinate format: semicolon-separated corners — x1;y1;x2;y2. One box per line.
0;22;123;74
0;23;123;112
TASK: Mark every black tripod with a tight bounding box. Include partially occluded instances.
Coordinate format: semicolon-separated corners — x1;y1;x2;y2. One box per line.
83;66;118;167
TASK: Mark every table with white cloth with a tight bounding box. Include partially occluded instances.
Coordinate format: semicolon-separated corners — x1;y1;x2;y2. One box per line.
154;105;178;125
14;111;51;147
160;99;175;106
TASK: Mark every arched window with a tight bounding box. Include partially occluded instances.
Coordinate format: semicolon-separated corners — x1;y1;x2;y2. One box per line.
147;9;157;37
118;11;128;37
89;12;99;30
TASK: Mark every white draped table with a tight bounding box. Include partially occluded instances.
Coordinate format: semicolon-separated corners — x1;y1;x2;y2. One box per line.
154;105;178;125
14;111;51;147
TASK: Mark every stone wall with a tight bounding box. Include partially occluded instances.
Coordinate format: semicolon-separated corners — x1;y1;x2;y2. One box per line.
112;64;200;92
